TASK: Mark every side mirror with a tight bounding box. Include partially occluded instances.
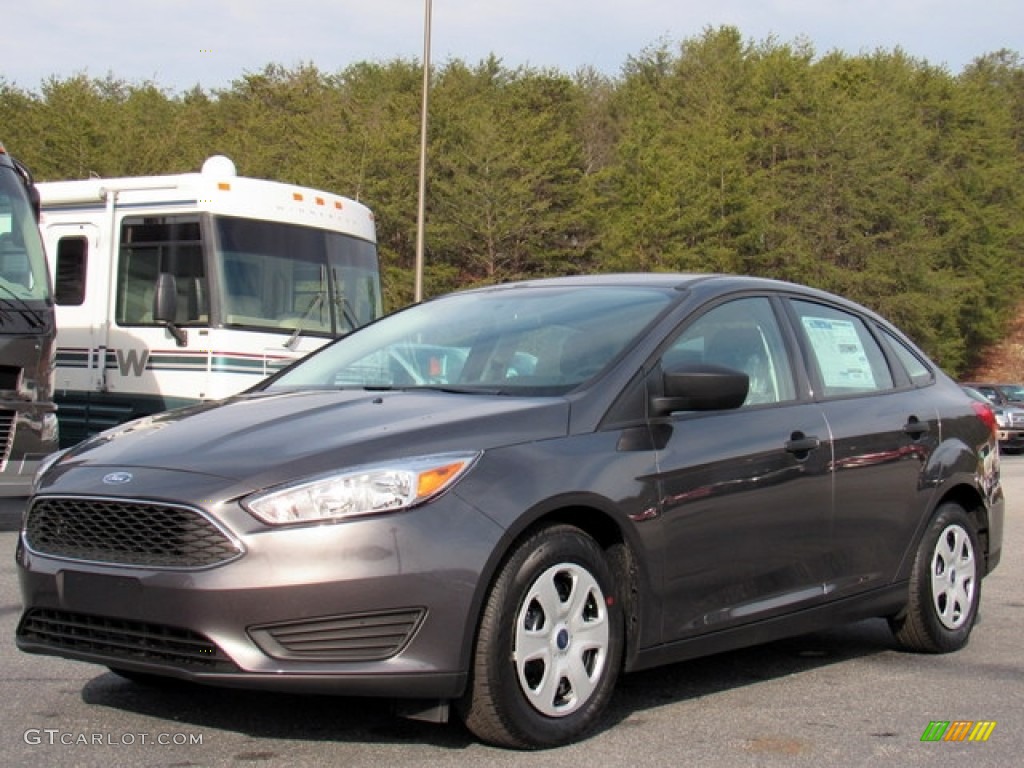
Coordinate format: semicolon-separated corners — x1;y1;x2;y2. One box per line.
651;364;748;416
153;272;187;347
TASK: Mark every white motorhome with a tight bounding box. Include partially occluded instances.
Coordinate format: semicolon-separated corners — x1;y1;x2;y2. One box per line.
38;156;382;447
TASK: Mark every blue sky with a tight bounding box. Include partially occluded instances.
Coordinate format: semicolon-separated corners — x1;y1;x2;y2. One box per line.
5;1;1022;94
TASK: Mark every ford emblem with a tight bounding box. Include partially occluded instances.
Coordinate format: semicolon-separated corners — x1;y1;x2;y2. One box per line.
102;472;134;485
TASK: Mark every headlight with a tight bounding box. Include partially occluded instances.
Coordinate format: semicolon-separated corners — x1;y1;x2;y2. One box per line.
243;452;479;526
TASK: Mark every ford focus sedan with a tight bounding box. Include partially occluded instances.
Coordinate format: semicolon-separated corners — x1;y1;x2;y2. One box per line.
16;274;1004;749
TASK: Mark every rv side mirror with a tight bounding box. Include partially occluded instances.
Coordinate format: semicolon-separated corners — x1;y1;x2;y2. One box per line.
153;272;188;347
153;272;177;323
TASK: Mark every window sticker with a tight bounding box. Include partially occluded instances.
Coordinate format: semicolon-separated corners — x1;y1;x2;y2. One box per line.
801;316;876;390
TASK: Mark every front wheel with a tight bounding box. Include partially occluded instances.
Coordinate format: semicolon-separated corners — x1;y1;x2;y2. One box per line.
459;525;624;749
889;502;982;653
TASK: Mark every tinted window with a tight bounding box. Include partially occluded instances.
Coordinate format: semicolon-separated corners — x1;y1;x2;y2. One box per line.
214;216;380;334
791;300;893;397
116;215;207;326
880;328;934;387
0;165;50;302
662;297;796;406
54;236;87;305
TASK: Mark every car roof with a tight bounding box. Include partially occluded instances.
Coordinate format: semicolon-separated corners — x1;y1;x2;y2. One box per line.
450;272;846;298
445;273;896;326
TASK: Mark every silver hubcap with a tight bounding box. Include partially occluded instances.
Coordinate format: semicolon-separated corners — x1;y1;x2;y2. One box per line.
930;524;977;630
514;562;610;717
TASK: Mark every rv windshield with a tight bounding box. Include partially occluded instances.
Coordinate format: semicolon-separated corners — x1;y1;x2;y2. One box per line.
213;216;381;336
0;164;51;307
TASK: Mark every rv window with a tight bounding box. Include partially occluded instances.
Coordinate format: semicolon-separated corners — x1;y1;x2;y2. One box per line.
116;215;208;326
54;237;88;305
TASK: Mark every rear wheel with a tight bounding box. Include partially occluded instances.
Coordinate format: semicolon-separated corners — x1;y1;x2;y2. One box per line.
889;502;981;652
459;525;624;749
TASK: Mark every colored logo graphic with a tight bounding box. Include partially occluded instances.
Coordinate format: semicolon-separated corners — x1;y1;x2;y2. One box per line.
920;721;996;742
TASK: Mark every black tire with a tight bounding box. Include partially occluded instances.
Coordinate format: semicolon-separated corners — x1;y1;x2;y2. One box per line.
889;502;982;653
459;525;624;749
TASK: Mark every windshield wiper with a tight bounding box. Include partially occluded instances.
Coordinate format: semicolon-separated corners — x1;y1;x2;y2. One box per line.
330;267;359;332
402;384;506;395
0;283;44;328
283;292;325;350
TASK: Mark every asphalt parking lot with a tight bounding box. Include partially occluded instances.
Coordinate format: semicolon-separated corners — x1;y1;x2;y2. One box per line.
1;457;1021;767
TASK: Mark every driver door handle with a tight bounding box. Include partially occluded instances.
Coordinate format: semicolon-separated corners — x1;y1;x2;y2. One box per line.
904;417;929;438
785;434;821;455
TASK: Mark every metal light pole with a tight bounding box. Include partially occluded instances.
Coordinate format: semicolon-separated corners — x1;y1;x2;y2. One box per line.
414;0;432;303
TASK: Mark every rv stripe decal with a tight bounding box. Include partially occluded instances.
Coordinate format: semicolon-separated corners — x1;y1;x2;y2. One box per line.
55;348;293;376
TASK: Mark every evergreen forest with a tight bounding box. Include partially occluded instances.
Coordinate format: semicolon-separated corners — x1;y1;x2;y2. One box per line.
2;27;1023;376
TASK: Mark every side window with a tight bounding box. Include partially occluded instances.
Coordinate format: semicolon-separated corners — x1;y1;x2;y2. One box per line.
791;300;893;397
54;236;88;306
662;297;796;406
880;328;934;387
116;215;207;326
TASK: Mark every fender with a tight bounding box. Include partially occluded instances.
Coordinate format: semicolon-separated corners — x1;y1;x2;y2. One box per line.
893;435;995;581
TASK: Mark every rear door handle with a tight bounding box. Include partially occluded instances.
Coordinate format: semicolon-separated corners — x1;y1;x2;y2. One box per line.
785;433;821;456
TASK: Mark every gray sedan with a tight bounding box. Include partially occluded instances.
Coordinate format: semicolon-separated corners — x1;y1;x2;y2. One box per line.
17;274;1004;749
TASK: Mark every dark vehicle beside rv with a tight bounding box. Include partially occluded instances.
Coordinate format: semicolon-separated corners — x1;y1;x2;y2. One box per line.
0;142;57;496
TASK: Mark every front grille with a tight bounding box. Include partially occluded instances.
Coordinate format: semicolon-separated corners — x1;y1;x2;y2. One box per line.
24;497;242;568
249;609;426;662
0;410;13;470
18;608;236;671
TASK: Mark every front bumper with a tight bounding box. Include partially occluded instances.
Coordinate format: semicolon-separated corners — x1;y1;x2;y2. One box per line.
16;492;502;699
996;427;1024;452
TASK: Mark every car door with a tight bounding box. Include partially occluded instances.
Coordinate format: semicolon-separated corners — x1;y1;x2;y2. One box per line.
786;298;940;598
652;296;834;641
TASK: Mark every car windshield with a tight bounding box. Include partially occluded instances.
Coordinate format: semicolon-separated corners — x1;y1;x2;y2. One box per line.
1000;385;1024;402
962;387;991;406
265;284;675;395
0;165;51;304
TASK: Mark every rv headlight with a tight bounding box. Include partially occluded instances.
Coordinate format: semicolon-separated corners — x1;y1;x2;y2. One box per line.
243;452;479;526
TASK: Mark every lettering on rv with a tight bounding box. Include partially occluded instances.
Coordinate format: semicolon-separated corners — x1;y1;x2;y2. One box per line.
115;348;150;377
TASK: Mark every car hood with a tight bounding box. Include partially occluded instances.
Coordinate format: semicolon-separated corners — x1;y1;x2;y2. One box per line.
40;388;571;498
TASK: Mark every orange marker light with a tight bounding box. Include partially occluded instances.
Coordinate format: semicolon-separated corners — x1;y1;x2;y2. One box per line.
417;460;468;499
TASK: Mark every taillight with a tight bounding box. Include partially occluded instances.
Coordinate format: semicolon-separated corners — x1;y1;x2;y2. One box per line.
971;402;998;438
